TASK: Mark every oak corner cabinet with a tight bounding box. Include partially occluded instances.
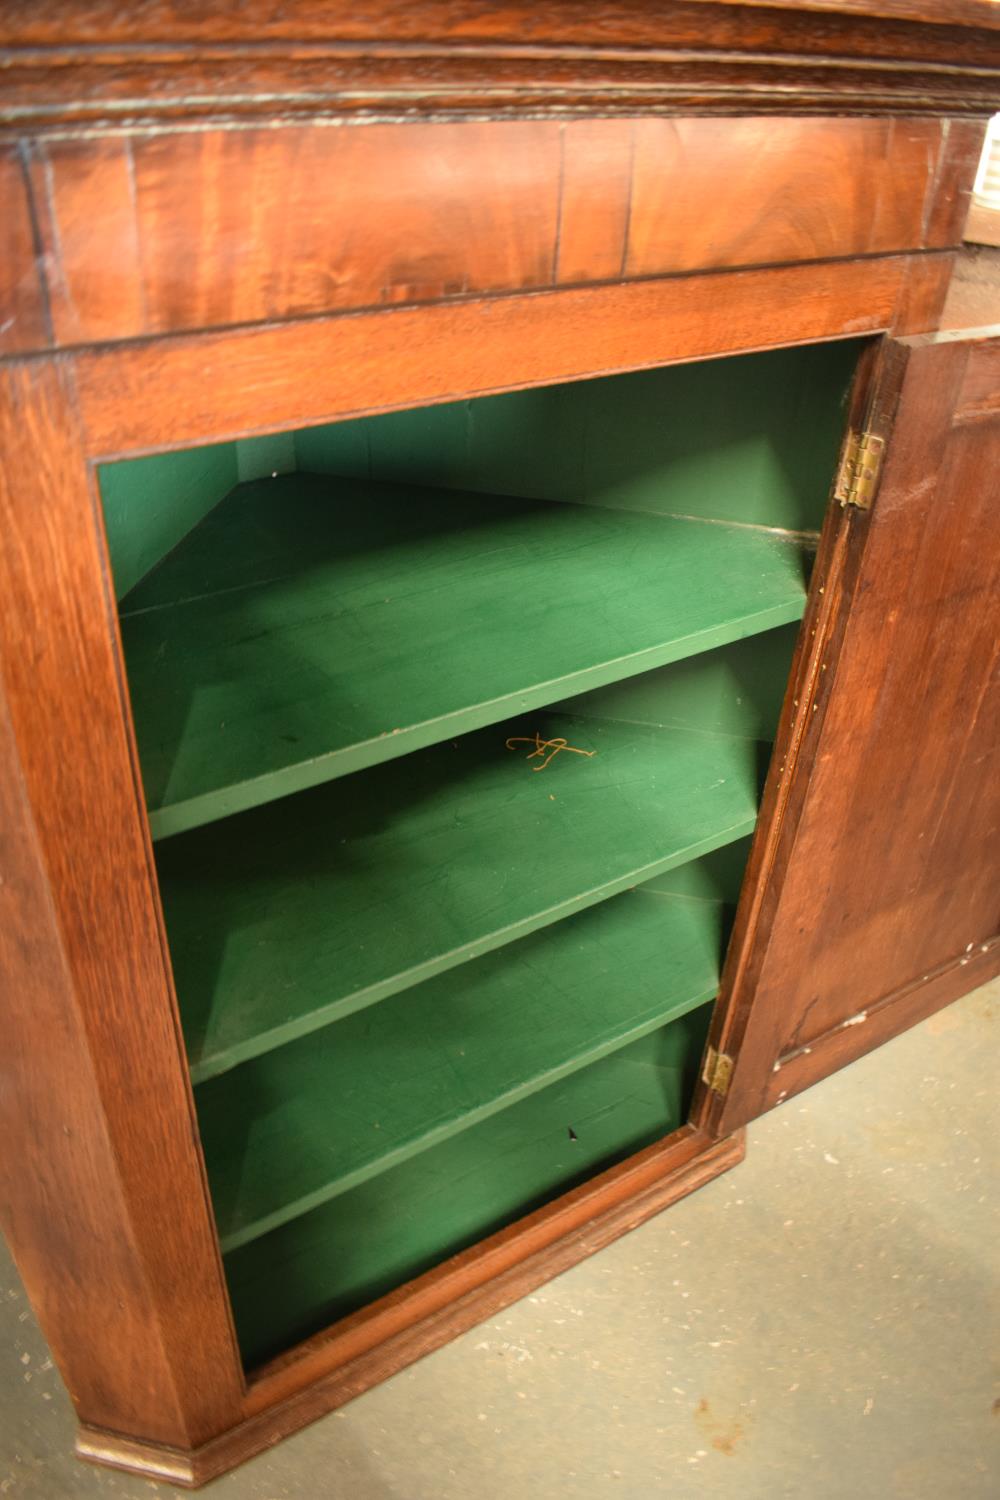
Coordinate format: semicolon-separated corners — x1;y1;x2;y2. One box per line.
1;1;998;1486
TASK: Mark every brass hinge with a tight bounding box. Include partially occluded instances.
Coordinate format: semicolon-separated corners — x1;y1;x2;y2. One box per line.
833;428;885;511
702;1045;734;1097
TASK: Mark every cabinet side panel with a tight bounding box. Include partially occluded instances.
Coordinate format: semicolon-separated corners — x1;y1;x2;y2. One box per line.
0;359;244;1445
921;119;990;248
0;688;191;1438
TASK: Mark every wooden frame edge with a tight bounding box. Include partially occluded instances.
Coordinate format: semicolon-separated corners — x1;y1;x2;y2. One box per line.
72;254;914;459
76;1125;745;1488
690;333;912;1138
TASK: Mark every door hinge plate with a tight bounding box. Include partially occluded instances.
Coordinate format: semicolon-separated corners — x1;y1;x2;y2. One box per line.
834;428;885;511
702;1045;734;1097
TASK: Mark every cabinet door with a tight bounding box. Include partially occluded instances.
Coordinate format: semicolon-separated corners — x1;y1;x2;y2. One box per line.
698;326;1000;1135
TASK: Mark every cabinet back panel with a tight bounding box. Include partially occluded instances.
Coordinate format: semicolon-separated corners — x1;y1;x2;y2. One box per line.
553;625;799;741
99;436;299;599
100;341;860;601
99;443;237;600
295;341;863;533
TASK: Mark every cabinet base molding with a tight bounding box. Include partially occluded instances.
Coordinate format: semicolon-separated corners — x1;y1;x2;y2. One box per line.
76;1125;745;1488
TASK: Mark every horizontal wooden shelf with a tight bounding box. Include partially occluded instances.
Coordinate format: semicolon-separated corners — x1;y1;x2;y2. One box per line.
224;1009;712;1368
198;858;740;1252
158;707;762;1082
120;474;808;839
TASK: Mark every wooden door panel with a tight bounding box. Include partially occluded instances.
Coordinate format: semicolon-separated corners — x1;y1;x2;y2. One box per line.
699;326;1000;1133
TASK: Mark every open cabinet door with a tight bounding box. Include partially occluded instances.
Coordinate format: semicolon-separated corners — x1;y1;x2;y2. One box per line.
697;325;1000;1136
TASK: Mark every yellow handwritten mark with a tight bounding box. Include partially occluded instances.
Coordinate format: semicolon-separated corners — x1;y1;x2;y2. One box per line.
505;731;597;772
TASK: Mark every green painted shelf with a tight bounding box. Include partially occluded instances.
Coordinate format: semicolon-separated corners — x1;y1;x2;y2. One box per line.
224;1009;712;1368
120;474;808;839
198;859;740;1252
158;708;762;1082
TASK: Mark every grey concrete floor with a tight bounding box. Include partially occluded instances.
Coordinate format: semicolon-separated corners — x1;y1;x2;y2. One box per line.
3;980;997;1499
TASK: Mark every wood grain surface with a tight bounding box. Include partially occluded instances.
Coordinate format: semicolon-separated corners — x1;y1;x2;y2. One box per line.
2;2;997;127
697;326;1000;1132
891;251;959;334
23;118;978;348
75;1127;744;1486
25;136;148;346
941;246;1000;329
922;119;990;247
0;358;245;1445
75;254;913;458
754;937;1000;1102
8;0;998;45
0;145;49;354
0;26;994;1476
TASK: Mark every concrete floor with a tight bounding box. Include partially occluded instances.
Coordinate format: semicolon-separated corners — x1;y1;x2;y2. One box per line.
3;979;997;1499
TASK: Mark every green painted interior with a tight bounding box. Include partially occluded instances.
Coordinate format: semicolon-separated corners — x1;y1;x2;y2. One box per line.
295;341;862;531
225;1006;713;1370
98;435;300;599
98;442;238;600
197;842;748;1253
120;475;807;840
158;670;779;1083
98;340;858;1370
555;623;799;740
235;431;298;482
100;341;858;610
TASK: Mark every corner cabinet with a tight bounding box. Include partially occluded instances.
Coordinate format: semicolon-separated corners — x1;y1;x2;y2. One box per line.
0;2;998;1486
